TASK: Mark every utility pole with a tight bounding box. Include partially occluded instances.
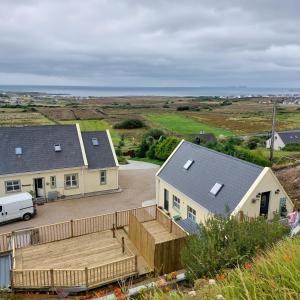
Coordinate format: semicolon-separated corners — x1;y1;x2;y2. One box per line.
269;100;277;161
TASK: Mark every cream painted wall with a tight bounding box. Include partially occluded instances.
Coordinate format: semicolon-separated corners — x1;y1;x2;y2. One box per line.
156;177;212;224
266;133;285;150
232;168;293;219
0;167;119;199
156;167;293;223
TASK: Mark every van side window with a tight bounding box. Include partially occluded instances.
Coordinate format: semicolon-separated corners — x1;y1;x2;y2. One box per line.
0;206;2;213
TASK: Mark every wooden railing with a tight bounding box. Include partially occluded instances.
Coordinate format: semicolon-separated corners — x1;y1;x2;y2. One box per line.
0;205;157;253
13;256;137;289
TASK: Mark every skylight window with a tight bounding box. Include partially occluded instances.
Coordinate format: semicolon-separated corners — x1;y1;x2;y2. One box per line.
183;160;194;170
15;147;22;155
54;144;62;152
92;138;99;146
210;183;224;196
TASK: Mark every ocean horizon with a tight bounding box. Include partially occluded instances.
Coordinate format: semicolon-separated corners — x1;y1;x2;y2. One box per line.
0;85;300;97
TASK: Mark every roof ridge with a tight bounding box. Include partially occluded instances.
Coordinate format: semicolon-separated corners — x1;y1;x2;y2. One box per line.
183;141;264;170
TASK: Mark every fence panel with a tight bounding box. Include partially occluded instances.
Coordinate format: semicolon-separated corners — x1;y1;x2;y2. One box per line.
37;221;71;244
156;208;172;232
0;233;11;253
128;213;155;267
88;256;136;287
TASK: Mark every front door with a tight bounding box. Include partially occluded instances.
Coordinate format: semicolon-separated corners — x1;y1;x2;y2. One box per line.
260;192;270;217
164;189;169;211
34;178;44;198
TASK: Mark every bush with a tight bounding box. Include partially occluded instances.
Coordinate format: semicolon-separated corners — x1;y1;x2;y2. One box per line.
155;137;180;160
244;137;262;150
284;142;300;151
181;215;289;281
143;129;165;140
113;119;145;129
177;106;190;111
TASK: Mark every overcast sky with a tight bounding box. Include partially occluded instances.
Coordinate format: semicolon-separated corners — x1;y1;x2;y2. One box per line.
0;0;299;87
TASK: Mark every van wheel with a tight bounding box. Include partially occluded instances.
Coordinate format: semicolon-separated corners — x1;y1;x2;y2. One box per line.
23;213;31;221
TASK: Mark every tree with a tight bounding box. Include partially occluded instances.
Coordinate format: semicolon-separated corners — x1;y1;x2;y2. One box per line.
155;137;180;160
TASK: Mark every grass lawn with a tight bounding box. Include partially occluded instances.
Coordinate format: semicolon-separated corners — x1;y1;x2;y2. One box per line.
146;113;233;137
59;119;120;144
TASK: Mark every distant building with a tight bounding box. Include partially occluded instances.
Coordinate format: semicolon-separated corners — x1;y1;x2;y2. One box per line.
194;132;216;144
156;141;292;231
0;124;119;200
266;130;300;150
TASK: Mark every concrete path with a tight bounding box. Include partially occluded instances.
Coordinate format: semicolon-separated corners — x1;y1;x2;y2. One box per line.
119;160;160;170
0;163;160;233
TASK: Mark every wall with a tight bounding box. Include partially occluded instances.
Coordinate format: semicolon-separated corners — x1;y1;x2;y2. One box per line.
0;167;119;199
232;168;293;220
156;177;212;224
266;133;285;150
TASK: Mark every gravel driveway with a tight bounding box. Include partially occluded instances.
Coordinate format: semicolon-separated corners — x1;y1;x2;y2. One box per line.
0;161;159;233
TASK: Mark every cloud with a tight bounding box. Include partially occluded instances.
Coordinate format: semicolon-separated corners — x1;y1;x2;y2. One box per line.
0;0;299;87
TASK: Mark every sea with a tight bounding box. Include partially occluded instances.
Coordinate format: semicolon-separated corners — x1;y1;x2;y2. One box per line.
0;85;300;97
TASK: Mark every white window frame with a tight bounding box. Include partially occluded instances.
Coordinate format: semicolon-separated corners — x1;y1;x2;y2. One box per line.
172;195;180;210
5;180;21;193
64;174;78;189
187;205;196;222
50;176;56;189
100;170;107;185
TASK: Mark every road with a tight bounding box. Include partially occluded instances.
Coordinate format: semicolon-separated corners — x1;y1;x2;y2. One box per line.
0;161;159;233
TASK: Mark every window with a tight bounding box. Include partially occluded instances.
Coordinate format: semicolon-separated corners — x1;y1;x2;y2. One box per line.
100;170;107;185
54;144;62;152
50;176;56;189
187;205;196;222
164;189;169;211
5;180;21;193
92;138;99;146
15;147;22;155
210;183;224;196
183;160;194;170
0;206;2;213
172;195;180;210
65;174;78;188
279;197;287;217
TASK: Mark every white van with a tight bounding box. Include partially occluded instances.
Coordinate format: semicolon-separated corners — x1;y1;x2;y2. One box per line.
0;192;36;224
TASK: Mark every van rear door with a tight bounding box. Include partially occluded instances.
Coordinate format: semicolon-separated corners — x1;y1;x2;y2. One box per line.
0;204;7;222
5;201;22;221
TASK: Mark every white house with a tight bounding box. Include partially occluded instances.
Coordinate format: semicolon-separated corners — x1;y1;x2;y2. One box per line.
266;130;300;150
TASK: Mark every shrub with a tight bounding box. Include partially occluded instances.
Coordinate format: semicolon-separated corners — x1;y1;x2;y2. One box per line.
113;119;145;129
284;142;300;151
155;137;180;160
181;215;289;282
177;106;190;111
143;129;165;140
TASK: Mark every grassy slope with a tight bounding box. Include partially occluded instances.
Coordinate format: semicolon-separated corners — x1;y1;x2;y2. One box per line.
59;119;120;144
146;113;233;137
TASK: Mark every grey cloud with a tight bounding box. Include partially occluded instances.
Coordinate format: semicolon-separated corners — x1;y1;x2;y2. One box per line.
0;0;299;86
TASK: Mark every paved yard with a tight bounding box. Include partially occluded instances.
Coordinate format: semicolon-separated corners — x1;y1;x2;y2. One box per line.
0;162;159;233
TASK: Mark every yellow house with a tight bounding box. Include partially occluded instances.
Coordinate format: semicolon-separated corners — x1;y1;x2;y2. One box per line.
156;140;293;232
0;124;119;201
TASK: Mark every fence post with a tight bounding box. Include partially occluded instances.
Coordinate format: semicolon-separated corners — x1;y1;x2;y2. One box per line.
112;224;116;238
85;267;89;288
70;219;74;238
10;270;14;293
135;255;138;272
50;269;54;290
115;211;118;229
122;237;125;253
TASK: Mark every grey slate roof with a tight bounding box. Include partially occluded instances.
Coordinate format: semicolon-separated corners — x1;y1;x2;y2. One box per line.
0;125;84;175
158;141;264;215
176;218;202;235
82;131;117;169
278;130;300;145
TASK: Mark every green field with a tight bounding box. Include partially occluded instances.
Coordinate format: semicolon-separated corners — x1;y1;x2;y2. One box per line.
59;119;120;144
146;113;233;136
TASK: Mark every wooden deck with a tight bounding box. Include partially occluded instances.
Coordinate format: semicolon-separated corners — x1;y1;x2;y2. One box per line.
142;220;177;243
15;230;148;272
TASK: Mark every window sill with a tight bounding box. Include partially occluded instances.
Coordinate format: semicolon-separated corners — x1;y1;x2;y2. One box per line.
64;186;79;190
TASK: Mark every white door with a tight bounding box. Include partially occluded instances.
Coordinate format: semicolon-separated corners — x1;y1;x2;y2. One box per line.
35;178;44;197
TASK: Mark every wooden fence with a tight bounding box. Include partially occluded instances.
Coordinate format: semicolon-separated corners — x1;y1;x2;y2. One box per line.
128;207;187;274
0;205;157;253
13;256;137;289
128;213;155;267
